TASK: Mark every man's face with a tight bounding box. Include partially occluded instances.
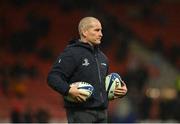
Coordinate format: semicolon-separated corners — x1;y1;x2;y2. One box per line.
84;21;103;45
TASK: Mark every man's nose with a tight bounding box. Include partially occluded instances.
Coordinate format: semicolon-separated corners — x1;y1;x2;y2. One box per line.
99;31;103;37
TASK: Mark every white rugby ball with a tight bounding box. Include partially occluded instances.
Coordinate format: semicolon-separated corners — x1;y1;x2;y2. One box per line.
105;73;122;100
64;82;94;102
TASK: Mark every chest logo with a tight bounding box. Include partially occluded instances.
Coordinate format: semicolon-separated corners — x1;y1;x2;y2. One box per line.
82;58;90;66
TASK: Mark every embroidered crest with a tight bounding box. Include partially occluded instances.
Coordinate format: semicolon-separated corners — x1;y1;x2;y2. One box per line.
82;58;90;66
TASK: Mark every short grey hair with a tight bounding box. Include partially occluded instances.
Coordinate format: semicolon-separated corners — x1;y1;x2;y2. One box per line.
78;17;100;36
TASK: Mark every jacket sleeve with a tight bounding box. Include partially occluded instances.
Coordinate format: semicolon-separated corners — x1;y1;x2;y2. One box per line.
47;48;77;96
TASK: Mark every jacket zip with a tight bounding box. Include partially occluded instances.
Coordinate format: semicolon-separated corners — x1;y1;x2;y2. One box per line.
94;53;104;103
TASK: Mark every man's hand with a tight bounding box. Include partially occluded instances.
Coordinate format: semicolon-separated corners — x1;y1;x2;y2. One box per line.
68;83;89;103
114;81;128;99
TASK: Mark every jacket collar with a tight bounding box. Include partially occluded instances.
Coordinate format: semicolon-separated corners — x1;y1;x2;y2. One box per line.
68;39;99;53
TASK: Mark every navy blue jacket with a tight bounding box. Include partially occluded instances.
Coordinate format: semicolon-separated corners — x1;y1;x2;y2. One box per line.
47;39;109;109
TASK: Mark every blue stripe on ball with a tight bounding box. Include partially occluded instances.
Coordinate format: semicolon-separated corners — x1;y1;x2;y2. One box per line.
78;86;94;91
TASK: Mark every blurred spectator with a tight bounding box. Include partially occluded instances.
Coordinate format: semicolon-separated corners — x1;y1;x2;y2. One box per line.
169;42;179;66
1;75;10;97
37;46;54;61
159;99;177;121
125;61;149;91
108;98;137;123
0;17;6;48
152;36;164;55
9;0;29;7
0;65;10;96
58;0;76;12
140;5;153;20
10;95;25;123
139;93;152;120
23;106;33;123
173;91;180;122
10;108;22;123
10;60;27;78
149;98;160;120
9;30;38;53
35;108;50;123
116;38;129;62
27;12;50;37
27;65;39;79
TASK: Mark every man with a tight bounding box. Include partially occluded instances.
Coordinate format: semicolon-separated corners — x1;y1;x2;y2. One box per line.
47;17;128;123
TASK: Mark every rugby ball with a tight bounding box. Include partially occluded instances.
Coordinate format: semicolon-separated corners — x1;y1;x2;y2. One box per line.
65;82;94;102
105;73;122;100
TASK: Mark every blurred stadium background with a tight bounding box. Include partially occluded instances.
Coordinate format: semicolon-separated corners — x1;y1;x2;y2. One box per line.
0;0;179;123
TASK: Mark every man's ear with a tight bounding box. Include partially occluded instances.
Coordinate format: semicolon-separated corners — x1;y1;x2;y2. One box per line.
82;30;88;37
